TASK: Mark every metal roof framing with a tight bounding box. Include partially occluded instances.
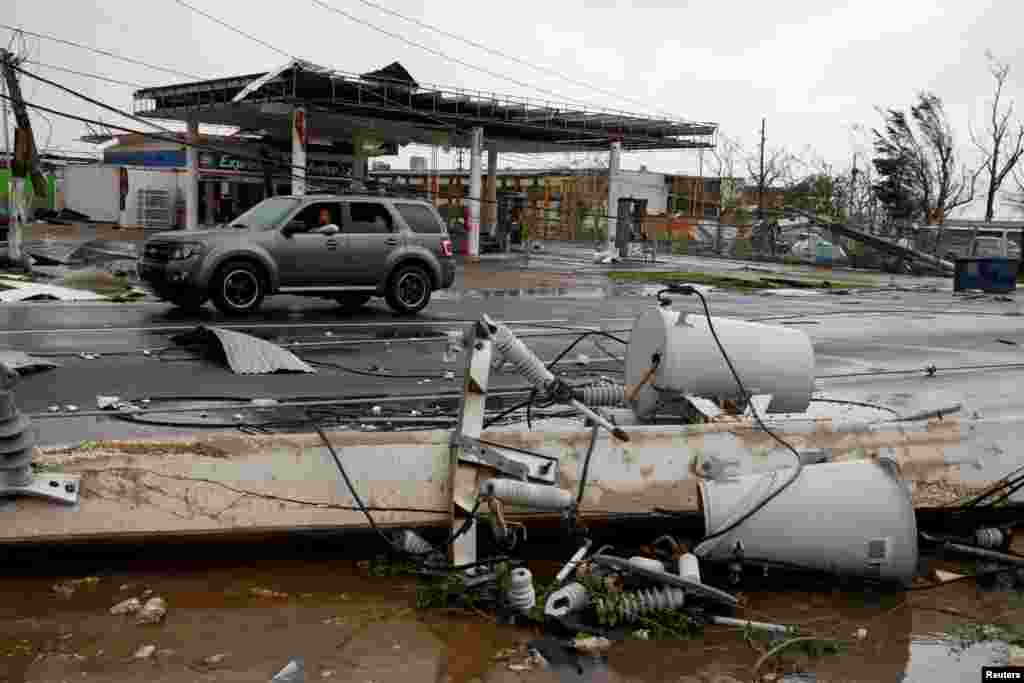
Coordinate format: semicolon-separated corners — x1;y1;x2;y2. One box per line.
133;60;716;153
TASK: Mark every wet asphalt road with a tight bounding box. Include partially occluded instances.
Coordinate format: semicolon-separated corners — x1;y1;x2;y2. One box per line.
1;281;1024;452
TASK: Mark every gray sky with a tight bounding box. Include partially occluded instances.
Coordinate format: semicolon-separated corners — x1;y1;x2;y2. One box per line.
6;0;1024;216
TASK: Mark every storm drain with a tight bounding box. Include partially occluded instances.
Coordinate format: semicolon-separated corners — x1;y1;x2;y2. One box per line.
171;325;315;375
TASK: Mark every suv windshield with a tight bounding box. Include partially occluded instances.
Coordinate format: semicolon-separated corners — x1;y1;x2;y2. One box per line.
229;197;302;230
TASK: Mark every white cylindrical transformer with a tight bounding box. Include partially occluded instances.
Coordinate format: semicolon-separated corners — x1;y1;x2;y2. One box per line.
624;307;816;419
696;462;919;585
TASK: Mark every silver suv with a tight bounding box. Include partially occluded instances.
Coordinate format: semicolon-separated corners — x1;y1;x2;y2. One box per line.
137;195;456;315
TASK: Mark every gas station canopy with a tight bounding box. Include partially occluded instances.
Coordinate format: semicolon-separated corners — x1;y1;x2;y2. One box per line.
132;60;717;154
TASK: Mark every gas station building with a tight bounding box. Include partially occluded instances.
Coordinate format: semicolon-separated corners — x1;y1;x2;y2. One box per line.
128;59;716;258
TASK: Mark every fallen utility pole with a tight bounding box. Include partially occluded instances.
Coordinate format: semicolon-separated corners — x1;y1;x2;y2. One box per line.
790;208;955;274
0;49;46;268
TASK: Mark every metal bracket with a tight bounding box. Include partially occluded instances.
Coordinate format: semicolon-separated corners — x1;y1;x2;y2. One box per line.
450;434;557;485
0;470;80;505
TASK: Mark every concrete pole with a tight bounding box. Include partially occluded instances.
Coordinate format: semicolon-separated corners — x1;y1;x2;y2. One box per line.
185;118;199;231
204;181;216;226
467;127;483;261
8;176;24;261
292;107;307;196
606;140;622;255
485;144;498;238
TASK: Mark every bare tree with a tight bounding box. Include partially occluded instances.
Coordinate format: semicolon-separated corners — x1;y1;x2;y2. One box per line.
970;51;1024;222
746;146;798;214
710;133;744;212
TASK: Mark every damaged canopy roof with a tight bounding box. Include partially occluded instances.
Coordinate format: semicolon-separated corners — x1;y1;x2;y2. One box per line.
172;326;315;375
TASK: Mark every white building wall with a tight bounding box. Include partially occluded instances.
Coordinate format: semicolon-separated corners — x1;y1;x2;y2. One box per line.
611;170;668;213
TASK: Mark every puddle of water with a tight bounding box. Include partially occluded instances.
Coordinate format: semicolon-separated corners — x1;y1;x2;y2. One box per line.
0;547;1019;683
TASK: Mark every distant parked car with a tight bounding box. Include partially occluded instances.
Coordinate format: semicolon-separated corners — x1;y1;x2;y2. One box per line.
137;194;456;315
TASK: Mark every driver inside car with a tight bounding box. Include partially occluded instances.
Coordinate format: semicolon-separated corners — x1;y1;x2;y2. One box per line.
313;207;340;234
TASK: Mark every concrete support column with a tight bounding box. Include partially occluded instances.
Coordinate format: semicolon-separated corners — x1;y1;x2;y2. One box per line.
467;127;483;260
292;107;307;196
185;118;199;231
484;144;498;237
204;181;216;226
606;140;622;255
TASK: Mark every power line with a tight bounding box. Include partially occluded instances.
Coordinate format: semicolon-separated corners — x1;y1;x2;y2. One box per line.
167;1;455;133
26;60;149;88
171;0;294;60
349;0;682;121
307;0;651;116
0;23;202;81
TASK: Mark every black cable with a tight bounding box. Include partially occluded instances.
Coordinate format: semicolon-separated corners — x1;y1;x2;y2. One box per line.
7;70;322;189
955;464;1024;510
26;60;148;88
482;397;533;430
347;0;684;120
310;417;480;559
575;423;600;509
0;23;203;79
308;0;647;116
808;398;901;416
306;358;444;380
669;285;806;545
172;0;294;59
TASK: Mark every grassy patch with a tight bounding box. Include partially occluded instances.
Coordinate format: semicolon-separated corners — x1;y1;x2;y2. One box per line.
948;622;1024;648
57;270;135;296
607;270;874;291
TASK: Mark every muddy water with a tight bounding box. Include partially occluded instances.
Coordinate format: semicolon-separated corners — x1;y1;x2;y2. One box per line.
1;548;1020;683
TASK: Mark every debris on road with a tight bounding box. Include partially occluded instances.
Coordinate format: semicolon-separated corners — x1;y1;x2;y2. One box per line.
270;659;305;682
0;279;107;302
0;350;59;375
110;598;142;616
136;597;167;624
133;644;156;660
250;587;289;599
171;326;315;375
572;635;613;654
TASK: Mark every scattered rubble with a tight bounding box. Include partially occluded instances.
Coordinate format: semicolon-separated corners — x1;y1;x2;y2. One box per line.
133;644;156;659
52;576;99;598
136;597;167;624
572;635;613;654
110;598;141;615
250;587;289;599
202;652;230;666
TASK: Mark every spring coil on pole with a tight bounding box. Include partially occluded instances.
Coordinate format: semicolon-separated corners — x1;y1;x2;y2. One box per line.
490;323;554;390
573;383;626;407
975;527;1006;549
595;586;686;623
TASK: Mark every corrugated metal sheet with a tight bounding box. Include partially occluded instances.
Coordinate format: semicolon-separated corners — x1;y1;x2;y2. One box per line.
0;281;106;303
173;326;314;375
0;351;60;375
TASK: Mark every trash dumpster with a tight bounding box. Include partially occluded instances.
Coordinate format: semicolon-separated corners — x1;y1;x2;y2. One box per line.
953;258;1020;294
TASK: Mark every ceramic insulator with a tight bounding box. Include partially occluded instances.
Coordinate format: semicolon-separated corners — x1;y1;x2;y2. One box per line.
596;586;686;622
544;582;590;618
575;384;626;406
490;323;554;390
394;530;436;555
480;479;572;510
975;528;1005;549
507;568;536;613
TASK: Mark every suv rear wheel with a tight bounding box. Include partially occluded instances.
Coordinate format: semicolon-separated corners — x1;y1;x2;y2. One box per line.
211;260;266;315
385;264;432;315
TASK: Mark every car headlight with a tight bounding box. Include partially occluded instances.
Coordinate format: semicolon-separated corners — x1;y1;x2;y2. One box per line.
169;243;203;260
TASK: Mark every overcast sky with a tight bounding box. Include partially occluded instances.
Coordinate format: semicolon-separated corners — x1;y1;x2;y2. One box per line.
6;0;1024;216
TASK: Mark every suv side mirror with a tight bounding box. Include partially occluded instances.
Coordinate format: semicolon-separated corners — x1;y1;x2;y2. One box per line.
282;221;306;237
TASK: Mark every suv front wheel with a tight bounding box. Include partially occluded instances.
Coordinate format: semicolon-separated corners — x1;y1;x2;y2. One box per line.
211;260;266;315
385;264;432;315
